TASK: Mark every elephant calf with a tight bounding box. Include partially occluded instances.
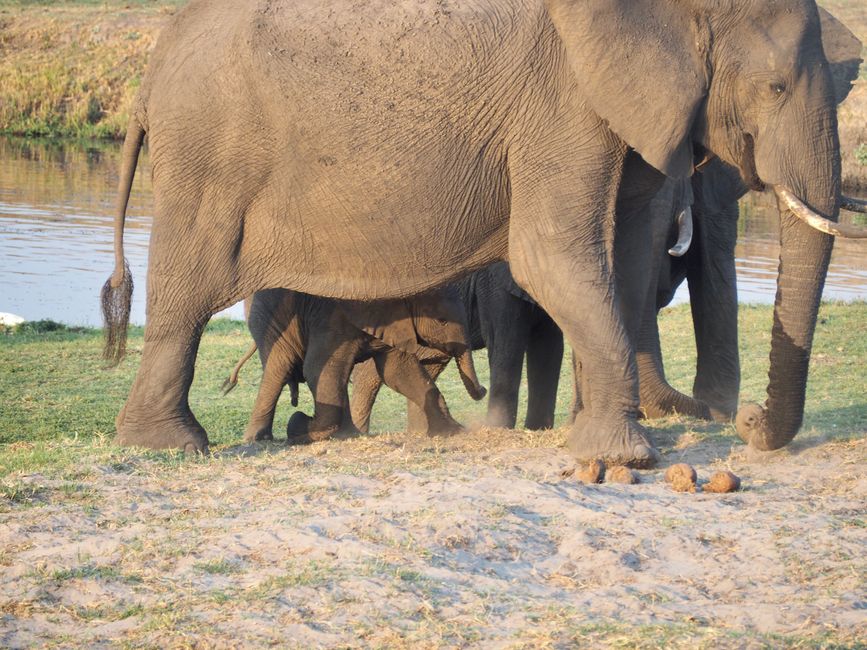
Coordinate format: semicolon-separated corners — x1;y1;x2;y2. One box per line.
228;288;486;443
351;262;564;433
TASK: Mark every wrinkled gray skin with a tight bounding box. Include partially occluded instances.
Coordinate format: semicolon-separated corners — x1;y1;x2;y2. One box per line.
238;288;486;443
351;262;563;433
572;157;746;423
102;0;862;465
637;158;747;422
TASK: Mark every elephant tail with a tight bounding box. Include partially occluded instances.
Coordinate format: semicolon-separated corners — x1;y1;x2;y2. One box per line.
101;114;145;366
221;341;258;395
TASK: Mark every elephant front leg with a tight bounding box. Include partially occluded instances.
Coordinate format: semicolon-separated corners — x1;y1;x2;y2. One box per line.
405;358;450;433
508;141;657;468
349;359;383;433
290;336;361;444
687;202;740;421
374;349;462;436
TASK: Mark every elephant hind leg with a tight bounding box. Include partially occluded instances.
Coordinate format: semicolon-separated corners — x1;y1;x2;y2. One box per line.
115;279;219;453
244;337;301;442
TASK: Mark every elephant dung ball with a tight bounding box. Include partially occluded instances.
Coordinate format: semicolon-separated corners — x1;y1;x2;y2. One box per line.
606;465;639;484
703;470;741;493
664;463;697;493
576;459;605;484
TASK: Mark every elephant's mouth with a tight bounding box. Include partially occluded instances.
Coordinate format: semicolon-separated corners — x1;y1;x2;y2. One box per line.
738;134;766;192
732;134;867;237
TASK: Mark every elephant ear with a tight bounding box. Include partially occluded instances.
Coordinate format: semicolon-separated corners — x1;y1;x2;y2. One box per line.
693;157;747;215
544;0;708;179
380;303;421;356
818;7;863;105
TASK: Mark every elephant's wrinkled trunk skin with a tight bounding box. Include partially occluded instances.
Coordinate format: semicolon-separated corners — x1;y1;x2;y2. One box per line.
455;348;487;401
737;141;839;451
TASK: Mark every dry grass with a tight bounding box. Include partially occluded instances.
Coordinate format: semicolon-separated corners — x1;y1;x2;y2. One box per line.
0;0;865;187
0;2;178;138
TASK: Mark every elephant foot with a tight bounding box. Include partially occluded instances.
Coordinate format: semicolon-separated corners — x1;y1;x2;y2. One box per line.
115;406;209;454
424;404;465;437
243;422;275;443
566;414;659;468
286;412;337;444
639;387;712;421
425;419;464;437
485;404;518;429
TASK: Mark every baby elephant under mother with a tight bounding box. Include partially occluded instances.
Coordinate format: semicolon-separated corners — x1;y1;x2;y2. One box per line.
102;0;865;466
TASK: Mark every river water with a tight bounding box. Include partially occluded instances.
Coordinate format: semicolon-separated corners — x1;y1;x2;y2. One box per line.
1;137;865;326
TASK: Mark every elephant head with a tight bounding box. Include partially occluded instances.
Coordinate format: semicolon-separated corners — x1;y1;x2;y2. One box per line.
380;289;487;402
547;0;865;450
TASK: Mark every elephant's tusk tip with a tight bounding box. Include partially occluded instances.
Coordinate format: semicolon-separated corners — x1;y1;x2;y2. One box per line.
669;207;693;257
775;186;867;238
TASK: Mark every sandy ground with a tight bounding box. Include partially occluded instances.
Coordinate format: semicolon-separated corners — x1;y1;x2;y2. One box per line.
1;426;865;648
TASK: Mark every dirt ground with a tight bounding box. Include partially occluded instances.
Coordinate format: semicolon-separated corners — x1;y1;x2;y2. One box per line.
1;426;865;648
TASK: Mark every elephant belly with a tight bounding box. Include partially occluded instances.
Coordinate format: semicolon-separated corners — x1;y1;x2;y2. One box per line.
142;0;550;299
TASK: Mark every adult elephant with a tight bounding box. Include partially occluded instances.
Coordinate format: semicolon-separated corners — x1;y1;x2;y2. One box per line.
103;0;866;465
351;262;563;433
635;8;864;426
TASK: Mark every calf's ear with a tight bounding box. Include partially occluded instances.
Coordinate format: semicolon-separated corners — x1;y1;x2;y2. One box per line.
544;0;708;179
381;306;421;356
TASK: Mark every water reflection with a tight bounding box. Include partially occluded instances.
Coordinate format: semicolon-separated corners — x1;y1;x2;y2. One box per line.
1;137;865;325
670;190;867;305
0;137;241;325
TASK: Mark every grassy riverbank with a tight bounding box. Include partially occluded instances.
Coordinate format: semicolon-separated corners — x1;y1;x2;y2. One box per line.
1;0;866;186
1;303;865;648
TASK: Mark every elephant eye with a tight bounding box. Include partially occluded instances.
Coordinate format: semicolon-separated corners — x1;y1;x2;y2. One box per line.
770;82;786;96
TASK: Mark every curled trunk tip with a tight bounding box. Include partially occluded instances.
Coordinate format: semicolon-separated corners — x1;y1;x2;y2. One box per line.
736;402;798;451
456;349;486;401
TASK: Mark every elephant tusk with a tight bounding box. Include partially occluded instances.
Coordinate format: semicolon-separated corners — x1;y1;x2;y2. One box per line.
775;186;867;238
668;206;693;257
841;195;867;214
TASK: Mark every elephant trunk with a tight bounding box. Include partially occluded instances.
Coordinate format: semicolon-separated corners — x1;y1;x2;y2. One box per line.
736;175;838;450
455;348;487;401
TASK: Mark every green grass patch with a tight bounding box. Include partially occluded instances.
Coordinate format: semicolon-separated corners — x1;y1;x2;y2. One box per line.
0;302;864;479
